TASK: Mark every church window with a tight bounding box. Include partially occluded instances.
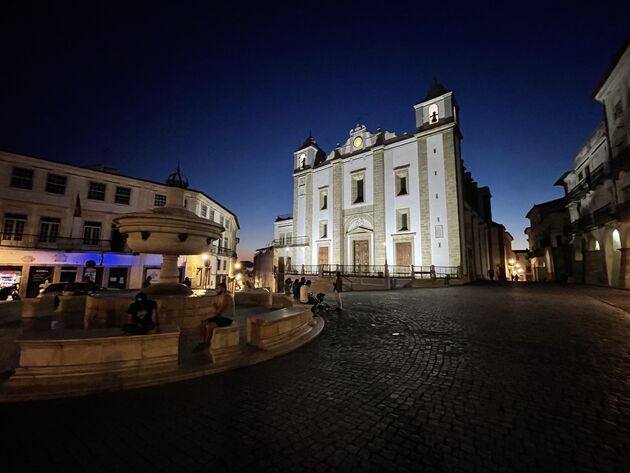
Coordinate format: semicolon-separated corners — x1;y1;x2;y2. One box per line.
396;209;410;232
200;204;208;218
395;169;409;196
351;171;365;204
298;153;307;169
435;193;439;199
319;221;328;239
320;188;328;210
428;104;439;124
355;179;364;203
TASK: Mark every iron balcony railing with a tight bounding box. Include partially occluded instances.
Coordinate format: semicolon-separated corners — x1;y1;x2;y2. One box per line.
286;265;319;275
593;203;615;226
209;245;236;257
282;264;462;279
272;236;309;247
388;265;413;278
413;265;461;278
336;265;387;278
566;203;617;235
0;233;126;253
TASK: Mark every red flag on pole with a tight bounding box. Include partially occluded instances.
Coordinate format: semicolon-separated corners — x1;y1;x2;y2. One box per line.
74;194;82;218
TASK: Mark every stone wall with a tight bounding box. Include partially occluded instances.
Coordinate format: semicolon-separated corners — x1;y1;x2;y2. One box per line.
584;250;607;285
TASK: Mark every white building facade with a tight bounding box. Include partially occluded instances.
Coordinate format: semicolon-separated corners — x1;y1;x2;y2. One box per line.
272;84;502;283
0;151;239;297
556;39;630;287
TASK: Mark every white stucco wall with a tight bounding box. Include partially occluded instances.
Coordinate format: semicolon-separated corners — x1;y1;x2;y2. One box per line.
342;153;373;210
383;138;423;265
311;166;333;264
426;134;450;265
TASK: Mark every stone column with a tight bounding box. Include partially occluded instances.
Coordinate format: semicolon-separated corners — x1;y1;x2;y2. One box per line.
416;136;431;265
160;254;180;284
305;173;313;266
373;146;386;265
618;248;630;288
442;128;463;268
333;162;344;265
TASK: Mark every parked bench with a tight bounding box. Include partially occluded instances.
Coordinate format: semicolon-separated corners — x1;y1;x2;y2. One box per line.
209;323;241;363
12;325;180;382
247;306;313;350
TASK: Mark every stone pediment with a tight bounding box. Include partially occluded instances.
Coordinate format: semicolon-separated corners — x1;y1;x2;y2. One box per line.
346;215;374;234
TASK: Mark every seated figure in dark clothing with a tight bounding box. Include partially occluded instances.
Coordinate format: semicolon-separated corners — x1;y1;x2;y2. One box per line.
123;292;159;335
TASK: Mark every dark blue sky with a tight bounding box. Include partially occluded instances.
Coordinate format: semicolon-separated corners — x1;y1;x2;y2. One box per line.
1;1;628;259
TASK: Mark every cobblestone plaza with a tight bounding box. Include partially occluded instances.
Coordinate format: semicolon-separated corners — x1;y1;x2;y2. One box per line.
2;285;629;472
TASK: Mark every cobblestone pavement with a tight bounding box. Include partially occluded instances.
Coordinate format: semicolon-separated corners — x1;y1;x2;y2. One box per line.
2;285;629;472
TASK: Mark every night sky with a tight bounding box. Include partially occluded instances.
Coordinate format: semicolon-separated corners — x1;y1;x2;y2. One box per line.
1;1;628;260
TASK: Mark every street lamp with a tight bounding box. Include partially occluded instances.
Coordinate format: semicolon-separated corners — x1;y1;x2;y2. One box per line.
383;241;388;266
233;273;242;295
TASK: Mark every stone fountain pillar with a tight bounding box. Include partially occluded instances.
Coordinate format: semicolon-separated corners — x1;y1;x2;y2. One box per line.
113;167;224;296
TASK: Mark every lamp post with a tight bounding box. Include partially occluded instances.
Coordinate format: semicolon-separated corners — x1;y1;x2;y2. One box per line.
383;241;391;289
383;241;388;267
232;261;242;294
201;253;209;288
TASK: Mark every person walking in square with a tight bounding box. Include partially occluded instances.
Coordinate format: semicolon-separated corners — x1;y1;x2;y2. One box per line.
333;271;343;311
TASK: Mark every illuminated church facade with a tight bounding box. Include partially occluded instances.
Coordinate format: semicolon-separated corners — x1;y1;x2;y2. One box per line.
271;83;513;282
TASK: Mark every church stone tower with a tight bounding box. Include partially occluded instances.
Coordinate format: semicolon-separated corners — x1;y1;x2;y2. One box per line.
292;134;326;265
414;83;467;273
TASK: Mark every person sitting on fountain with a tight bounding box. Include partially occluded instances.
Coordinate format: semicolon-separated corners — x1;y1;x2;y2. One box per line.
193;282;233;353
123;292;160;335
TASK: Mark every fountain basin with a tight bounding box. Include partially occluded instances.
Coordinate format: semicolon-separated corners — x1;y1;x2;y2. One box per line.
85;292;224;330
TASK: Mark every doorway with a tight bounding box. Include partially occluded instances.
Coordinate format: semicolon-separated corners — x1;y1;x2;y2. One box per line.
108;267;128;289
318;246;329;266
395;242;412;267
26;266;55;298
353;240;369;271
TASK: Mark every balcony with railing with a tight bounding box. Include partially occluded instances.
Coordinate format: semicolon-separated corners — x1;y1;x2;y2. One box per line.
209;245;236;257
272;236;309;247
593;203;615;225
0;233;128;253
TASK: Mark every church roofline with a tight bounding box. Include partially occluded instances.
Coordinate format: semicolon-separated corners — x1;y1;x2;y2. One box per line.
415;82;452;105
